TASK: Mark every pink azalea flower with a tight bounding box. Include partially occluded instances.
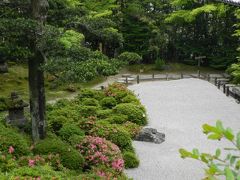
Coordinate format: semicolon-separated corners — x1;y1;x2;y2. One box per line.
28;159;35;167
8;146;14;154
112;159;124;171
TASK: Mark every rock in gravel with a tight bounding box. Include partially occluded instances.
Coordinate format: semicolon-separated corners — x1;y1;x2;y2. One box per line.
135;128;165;144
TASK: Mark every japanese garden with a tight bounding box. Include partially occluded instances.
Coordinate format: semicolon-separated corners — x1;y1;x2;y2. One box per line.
0;0;240;179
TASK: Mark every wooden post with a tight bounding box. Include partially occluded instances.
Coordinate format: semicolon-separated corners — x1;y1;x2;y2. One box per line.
125;77;128;85
226;86;230;96
218;80;221;89
166;74;168;81
152;73;155;80
100;86;104;90
223;84;226;94
207;74;210;81
137;75;140;84
181;73;183;79
215;77;217;86
198;70;200;78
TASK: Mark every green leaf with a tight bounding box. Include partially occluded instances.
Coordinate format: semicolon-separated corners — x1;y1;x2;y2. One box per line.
208;133;222;140
225;167;235;180
202;124;220;134
216;120;224;132
236;160;240;169
224;128;234;141
215;149;221;158
230;156;237;165
179;149;192;158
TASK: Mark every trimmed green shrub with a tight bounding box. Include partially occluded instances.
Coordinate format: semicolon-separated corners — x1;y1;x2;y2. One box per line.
122;95;140;104
33;136;84;170
58;123;85;142
100;97;117;109
123;151;139;168
79;105;99;117
77;89;105;101
122;121;142;138
105;114;128;124
0;97;8;111
155;58;165;70
90;122;133;151
68;134;85;146
81;98;100;107
118;52;142;64
96;109;113;119
0;126;30;156
113;103;147;125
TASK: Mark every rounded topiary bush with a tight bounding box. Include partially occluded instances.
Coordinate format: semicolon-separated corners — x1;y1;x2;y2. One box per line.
121;95;140;104
105;114;128;124
113;103;147;125
90;122;133;151
0;126;30;156
118;52;142;65
77;89;104;101
100;97;117;109
122;121;142;138
123;151;139;168
33;136;84;170
96;109;113;119
58;123;85;142
78;105;99;118
81;98;99;107
76;136;124;172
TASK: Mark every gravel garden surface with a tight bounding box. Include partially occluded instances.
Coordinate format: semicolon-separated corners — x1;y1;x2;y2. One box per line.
125;78;240;180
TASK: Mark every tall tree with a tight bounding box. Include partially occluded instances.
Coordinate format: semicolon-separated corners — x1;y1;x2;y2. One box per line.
30;0;49;141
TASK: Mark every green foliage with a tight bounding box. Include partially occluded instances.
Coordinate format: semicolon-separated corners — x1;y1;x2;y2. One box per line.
122;121;142;139
90;122;133;151
105;114;129;124
0;97;8;111
227;63;240;84
79;105;99;118
81;98;100;107
155;59;166;70
0;125;30;156
96;109;113;119
77;89;105;101
33;136;84;170
100;97;117;109
59;29;85;49
179;120;240;179
113;103;147;126
118;52;142;65
58;123;85;142
123;151;140;169
122;95;141;104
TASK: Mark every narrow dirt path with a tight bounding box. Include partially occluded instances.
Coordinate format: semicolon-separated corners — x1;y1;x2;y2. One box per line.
125;79;240;180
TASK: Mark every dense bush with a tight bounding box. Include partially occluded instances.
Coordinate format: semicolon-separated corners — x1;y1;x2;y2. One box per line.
122;121;142;138
0;126;30;156
77;89;105;101
58;123;85;142
79;105;99;118
96;109;113;119
100;97;117;109
104;114;128;124
123;151;139;168
0;97;8;111
113;103;147;125
90;122;133;151
76;136;124;171
118;52;142;64
155;58;165;70
122;95;141;104
81;98;100;107
33;136;84;170
227;63;240;84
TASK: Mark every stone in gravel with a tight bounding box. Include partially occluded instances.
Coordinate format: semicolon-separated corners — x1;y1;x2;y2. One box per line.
135;128;165;144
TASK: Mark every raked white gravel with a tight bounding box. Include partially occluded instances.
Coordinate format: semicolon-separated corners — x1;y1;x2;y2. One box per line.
125;78;240;180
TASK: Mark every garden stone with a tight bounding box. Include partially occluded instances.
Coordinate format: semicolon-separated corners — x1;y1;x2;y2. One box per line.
0;61;8;73
135;128;165;144
5;92;28;128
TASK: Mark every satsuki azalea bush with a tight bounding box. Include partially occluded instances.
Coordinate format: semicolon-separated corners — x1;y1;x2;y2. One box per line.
179;120;240;180
76;136;124;172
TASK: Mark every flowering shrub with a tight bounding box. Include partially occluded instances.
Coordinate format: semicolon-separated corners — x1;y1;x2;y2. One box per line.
122;121;142;139
76;136;124;172
79;116;96;133
90;122;133;151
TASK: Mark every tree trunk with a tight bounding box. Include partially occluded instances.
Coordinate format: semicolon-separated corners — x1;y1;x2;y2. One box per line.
30;0;48;142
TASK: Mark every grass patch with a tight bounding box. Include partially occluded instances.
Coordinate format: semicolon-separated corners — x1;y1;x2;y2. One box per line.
0;64;106;102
